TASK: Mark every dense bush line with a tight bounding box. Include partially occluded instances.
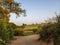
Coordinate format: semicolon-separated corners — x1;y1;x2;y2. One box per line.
38;14;60;45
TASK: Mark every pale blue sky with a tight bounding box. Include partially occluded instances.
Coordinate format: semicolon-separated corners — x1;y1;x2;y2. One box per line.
10;0;60;25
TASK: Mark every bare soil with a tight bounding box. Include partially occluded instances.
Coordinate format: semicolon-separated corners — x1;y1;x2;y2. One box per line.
8;34;53;45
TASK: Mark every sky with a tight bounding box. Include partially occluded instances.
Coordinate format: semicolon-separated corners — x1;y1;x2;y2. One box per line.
9;0;60;25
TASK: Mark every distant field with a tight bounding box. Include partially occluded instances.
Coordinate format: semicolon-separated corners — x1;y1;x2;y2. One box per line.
15;24;42;31
23;24;42;31
23;31;34;35
14;24;43;35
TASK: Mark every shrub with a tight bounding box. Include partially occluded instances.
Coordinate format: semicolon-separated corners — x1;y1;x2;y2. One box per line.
0;21;9;45
38;14;60;45
32;29;37;33
0;21;14;45
8;27;14;39
38;23;52;43
14;30;24;36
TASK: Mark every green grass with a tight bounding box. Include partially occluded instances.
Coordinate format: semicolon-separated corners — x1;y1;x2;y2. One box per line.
23;31;34;35
14;24;42;36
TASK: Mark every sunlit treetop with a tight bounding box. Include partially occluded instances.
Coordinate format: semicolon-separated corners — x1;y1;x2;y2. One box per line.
0;0;26;17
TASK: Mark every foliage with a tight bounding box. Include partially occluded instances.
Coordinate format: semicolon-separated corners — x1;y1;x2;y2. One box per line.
53;15;60;45
32;29;37;33
14;30;24;36
0;20;14;45
38;23;53;43
0;0;26;45
38;14;60;45
0;21;8;45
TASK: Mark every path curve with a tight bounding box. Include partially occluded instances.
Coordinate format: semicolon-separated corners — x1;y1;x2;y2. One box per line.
8;34;53;45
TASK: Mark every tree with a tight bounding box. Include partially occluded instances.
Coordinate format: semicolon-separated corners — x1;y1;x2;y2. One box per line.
0;0;26;44
0;0;26;27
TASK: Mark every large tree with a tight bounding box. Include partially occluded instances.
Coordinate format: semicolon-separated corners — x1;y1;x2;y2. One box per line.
0;0;26;31
0;0;26;26
0;0;26;44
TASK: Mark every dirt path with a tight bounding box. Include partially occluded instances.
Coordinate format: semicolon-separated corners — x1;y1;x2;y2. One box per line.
8;34;53;45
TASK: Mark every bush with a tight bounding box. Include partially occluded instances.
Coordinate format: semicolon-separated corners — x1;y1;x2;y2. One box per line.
0;21;8;44
0;21;14;45
38;23;52;43
38;14;60;45
8;27;14;39
14;30;24;36
32;29;37;33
